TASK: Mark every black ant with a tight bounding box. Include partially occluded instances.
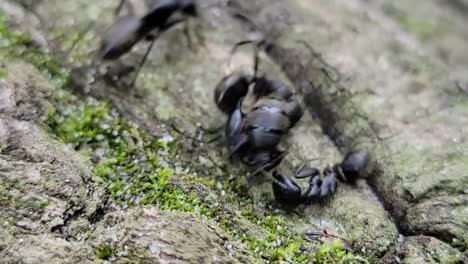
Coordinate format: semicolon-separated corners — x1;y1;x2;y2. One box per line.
272;150;369;207
99;0;201;87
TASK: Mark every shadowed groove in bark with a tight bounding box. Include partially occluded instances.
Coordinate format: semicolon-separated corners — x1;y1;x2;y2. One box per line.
260;40;467;252
216;4;468;253
446;0;468;19
263;42;408;224
225;1;411;244
221;2;449;253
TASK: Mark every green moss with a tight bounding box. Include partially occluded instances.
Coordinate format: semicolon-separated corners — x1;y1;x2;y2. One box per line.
142;143;369;262
453;98;468;115
0;14;69;89
399;15;433;40
0;179;19;189
46;94;210;217
0;177;47;213
94;242;115;260
381;6;434;41
22;198;47;213
0;189;13;208
39;200;50;208
182;175;216;189
213;197;368;263
312;240;369;263
451;237;468;252
0;69;6;79
0;189;48;213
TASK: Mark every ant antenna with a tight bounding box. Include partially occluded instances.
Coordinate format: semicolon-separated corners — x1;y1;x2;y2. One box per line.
114;0;138;16
115;0;126;16
225;11;265;82
226;39;262;84
130;18;185;87
294;158;320;174
295;40;340;83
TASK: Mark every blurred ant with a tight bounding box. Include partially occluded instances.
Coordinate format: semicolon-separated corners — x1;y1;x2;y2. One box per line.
99;0;201;87
68;0;204;91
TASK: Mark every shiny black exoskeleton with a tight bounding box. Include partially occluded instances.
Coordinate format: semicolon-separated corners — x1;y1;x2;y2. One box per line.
272;150;369;207
213;19;302;171
334;149;369;183
214;71;303;171
272;165;336;207
99;0;199;85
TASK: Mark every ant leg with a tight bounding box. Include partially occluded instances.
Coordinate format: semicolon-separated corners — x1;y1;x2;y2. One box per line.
129;37;157;87
295;40;340;82
198;122;225;142
202;125;225;143
252;45;260;82
248;166;268;179
205;133;223;144
182;20;194;50
193;20;206;47
226;40;254;70
114;0;126;16
127;17;184;87
228;135;249;159
182;19;205;51
201;124;224;134
295;163;320;179
247;152;286;178
230;12;260;33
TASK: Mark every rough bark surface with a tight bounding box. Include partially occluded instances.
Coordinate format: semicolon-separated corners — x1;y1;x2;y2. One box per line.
91;207;256;263
233;0;468;249
0;0;467;263
0;61;104;262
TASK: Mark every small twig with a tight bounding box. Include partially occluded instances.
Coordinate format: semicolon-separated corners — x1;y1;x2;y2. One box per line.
304;229;350;244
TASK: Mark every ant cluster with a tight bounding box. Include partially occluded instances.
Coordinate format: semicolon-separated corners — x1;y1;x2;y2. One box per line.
212;14;370;208
95;1;369;208
214;46;369;207
214;63;303;171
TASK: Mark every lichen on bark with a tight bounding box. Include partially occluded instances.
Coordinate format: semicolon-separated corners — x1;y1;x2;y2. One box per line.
1;0;467;263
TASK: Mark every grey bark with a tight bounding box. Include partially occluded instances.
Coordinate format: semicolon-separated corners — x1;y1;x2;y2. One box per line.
1;0;467;262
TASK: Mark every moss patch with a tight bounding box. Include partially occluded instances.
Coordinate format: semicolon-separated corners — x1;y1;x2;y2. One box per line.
0;68;6;79
94;242;115;260
312;240;369;263
47;94;212;217
0;14;68;89
381;5;434;41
